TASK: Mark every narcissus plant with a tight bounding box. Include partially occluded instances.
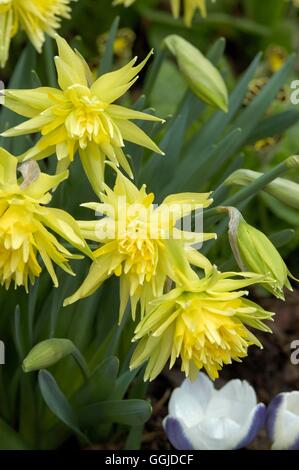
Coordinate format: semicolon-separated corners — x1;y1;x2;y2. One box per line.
130;268;273;381
0;148;91;290
1;35;164;194
64;168;215;320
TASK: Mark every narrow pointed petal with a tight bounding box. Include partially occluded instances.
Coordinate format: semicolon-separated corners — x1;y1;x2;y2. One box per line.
115;119;164;154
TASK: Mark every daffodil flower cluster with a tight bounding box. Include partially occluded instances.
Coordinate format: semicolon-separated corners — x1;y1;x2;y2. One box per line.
0;31;286;384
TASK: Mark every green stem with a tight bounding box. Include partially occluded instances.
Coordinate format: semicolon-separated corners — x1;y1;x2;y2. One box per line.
71;349;90;382
205;156;299;219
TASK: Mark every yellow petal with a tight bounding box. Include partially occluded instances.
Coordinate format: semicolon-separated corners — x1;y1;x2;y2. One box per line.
63;256;111;306
107;104;164;123
1;113;53;137
37;207;92;258
78;143;105;196
24;171;69;200
115;119;164;155
55;35;88;87
0;147;17;185
91;51;153;102
4;88;60;117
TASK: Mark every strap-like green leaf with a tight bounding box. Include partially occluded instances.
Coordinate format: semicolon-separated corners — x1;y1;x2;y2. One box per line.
78;399;152;427
38;370;88;443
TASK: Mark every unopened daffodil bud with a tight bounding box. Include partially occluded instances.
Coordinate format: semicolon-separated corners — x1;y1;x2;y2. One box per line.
225;207;295;300
225;163;299;210
23;339;76;372
164;35;228;112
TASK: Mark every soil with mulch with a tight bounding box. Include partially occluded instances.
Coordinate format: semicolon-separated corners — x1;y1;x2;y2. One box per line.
142;289;299;450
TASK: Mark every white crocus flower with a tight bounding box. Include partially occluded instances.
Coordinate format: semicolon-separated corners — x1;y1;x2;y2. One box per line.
163;373;265;450
267;392;299;450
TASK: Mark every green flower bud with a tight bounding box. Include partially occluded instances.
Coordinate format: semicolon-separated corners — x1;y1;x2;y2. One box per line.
225;156;299;210
225;207;295;299
23;339;76;372
164;35;228;112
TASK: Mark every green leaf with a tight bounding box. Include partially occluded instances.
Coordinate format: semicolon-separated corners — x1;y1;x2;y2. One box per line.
262;193;299;227
247;110;299;144
270;229;295;248
14;305;26;360
244;0;287;27
112;368;139;401
233;54;296;141
139;8;271;36
140;112;188;194
166;128;242;193
78;399;152;427
38;370;88;442
43;36;57;87
0;417;29;450
0;44;37;155
73;356;119;406
185;52;261;156
98;16;120;76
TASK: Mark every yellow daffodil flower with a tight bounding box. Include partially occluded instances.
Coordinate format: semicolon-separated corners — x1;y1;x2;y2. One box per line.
64;169;216;320
0;147;91;290
0;0;74;68
1;35;164;195
130;269;273;381
113;0;214;26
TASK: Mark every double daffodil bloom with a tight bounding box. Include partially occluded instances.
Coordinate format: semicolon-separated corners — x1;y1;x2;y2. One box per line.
0;0;73;68
0;148;91;290
64;169;216;320
1;35;164;194
130;268;273;381
113;0;213;26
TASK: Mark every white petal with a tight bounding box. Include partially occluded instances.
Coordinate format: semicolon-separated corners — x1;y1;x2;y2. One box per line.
163;417;193;450
268;392;299;450
188;417;241;450
209;379;257;424
166;374;264;450
235;403;266;449
168;388;205;426
181;373;214;408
